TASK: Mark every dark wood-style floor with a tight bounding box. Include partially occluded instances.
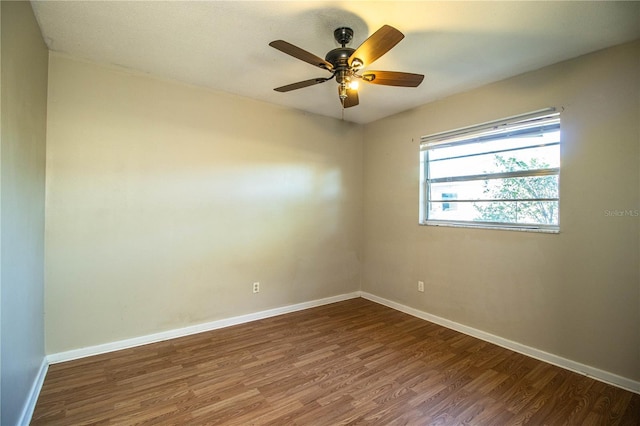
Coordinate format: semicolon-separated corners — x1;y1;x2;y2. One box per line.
32;298;639;425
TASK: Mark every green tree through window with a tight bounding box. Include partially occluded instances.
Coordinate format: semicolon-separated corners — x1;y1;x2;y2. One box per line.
474;155;558;225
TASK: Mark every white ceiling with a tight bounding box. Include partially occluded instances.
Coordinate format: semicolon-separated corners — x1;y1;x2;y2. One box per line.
31;1;640;124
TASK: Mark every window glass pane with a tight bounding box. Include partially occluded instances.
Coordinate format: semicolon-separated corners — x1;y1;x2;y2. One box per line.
429;175;559;201
428;201;478;222
429;145;559;179
428;130;560;161
429;180;484;202
428;200;559;225
477;175;559;199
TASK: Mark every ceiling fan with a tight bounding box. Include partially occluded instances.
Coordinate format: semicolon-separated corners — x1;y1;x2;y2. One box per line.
269;25;424;108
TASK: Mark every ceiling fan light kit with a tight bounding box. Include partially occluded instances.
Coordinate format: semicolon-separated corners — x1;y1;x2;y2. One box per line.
269;25;424;109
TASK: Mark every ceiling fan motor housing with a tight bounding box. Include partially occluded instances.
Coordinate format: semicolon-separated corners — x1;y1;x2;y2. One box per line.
325;47;355;76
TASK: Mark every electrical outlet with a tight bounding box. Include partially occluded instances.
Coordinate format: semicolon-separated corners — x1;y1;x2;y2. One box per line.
418;281;425;292
253;282;260;293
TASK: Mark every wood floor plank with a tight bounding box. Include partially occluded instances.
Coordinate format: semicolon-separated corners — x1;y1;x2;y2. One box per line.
32;298;639;425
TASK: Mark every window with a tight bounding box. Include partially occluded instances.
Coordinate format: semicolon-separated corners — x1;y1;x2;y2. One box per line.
420;109;560;232
441;193;457;211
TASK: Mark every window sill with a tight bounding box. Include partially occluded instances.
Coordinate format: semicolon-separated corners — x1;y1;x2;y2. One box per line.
421;220;559;234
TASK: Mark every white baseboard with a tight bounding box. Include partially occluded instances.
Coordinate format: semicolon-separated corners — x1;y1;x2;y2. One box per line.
18;357;49;426
361;292;639;394
44;290;639;397
47;291;361;364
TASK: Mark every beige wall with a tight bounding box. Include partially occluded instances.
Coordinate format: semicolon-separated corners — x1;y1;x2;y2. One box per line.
45;54;363;353
1;1;49;424
45;39;639;385
363;40;640;382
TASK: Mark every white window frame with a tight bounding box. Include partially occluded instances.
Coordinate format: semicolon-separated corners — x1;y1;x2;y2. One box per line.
419;108;560;233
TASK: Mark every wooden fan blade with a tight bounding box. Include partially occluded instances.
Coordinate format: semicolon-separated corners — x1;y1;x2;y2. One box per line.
274;77;329;92
348;25;404;68
269;40;334;71
341;87;359;108
361;71;424;87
